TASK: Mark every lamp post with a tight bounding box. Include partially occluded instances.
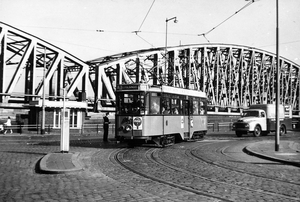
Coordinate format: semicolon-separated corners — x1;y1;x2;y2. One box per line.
41;47;46;134
165;17;178;84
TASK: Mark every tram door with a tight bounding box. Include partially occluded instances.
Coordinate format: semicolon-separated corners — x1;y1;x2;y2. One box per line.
182;100;191;139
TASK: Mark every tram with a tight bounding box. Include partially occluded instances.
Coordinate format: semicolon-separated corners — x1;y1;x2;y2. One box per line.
115;83;208;146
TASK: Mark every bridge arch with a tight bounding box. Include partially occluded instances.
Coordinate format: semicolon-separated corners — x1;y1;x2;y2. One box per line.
1;22;300;117
0;22;89;108
88;44;300;115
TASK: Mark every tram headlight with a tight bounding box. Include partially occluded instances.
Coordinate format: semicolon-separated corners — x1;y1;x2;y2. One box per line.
118;126;125;131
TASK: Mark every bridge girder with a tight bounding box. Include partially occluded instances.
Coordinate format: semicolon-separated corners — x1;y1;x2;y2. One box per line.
0;22;89;107
1;22;300;116
88;44;300;115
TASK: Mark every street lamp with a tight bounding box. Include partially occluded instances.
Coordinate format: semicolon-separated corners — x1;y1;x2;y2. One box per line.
41;47;46;134
165;17;178;84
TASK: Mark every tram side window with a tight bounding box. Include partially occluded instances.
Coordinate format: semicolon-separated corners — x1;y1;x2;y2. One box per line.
171;98;180;115
161;97;171;114
150;93;160;114
193;100;199;115
200;99;207;115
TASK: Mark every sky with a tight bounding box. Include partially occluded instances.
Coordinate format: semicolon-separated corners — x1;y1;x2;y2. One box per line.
0;0;299;65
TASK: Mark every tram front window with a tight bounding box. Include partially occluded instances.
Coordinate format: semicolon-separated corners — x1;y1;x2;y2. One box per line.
118;93;145;115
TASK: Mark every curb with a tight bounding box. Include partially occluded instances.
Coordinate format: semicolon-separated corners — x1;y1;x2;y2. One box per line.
244;145;300;168
39;152;83;174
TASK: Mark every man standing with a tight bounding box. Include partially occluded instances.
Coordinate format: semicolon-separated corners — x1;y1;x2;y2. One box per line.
103;112;110;142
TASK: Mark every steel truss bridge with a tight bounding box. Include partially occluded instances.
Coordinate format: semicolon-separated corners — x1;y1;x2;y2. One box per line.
1;22;300;116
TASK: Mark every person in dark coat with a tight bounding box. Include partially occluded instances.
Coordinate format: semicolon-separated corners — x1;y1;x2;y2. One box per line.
103;112;110;142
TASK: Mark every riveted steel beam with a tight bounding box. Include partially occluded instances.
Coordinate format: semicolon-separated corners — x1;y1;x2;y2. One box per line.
0;22;89;107
88;44;300;115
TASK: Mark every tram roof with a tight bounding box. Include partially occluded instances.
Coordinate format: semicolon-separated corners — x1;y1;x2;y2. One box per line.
116;84;207;98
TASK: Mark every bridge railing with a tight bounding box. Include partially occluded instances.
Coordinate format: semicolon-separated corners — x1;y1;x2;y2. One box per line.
207;122;233;132
1;122;234;135
2;121;299;135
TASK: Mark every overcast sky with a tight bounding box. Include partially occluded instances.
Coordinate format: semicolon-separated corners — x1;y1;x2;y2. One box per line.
1;0;299;65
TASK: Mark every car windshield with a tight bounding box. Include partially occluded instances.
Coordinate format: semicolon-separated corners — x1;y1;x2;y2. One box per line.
242;110;259;117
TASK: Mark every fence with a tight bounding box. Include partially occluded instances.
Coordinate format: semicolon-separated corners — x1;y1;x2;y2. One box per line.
0;124;48;134
3;121;300;135
0;123;116;135
207;122;233;132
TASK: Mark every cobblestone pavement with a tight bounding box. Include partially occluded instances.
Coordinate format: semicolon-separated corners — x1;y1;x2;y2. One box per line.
0;133;299;201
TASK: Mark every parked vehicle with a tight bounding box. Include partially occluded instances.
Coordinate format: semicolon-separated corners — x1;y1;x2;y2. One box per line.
232;104;292;137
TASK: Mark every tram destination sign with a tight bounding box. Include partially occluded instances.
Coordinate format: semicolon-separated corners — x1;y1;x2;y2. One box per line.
117;84;148;91
117;84;139;90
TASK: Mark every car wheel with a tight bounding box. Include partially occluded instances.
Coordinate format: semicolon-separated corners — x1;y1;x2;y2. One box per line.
253;125;261;137
279;125;286;136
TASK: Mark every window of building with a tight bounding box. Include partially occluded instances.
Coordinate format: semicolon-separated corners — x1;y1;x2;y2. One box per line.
70;109;80;128
54;109;61;128
53;108;81;128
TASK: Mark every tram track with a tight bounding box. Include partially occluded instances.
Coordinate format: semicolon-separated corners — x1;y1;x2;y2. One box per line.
188;141;300;185
113;145;300;202
113;148;227;202
155;145;300;201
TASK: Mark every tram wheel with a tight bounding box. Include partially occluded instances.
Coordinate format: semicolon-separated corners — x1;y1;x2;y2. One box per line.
160;136;166;148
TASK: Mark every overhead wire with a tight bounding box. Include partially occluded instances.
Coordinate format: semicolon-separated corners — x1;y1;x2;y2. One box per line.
133;0;157;48
137;0;156;32
135;33;156;48
198;1;255;42
20;1;263;52
22;1;255;44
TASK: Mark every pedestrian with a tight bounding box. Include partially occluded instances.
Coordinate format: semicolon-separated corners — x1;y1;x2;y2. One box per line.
4;116;13;134
103;112;110;142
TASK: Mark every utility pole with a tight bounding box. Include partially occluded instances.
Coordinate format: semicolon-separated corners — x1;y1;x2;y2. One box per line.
275;0;280;151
